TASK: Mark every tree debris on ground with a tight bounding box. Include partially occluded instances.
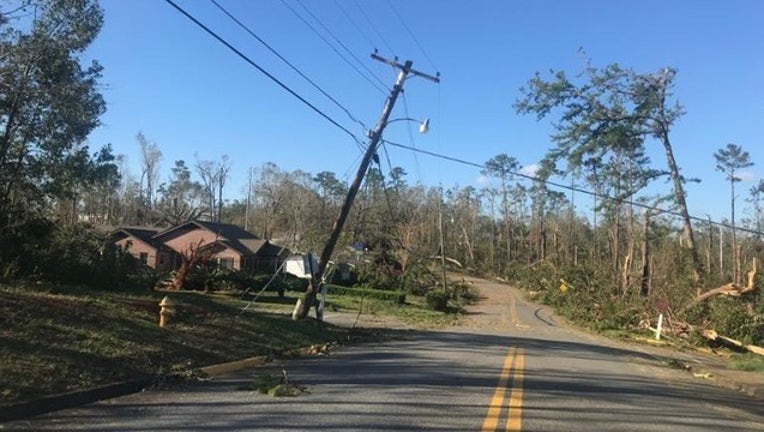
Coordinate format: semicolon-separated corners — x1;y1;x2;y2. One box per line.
702;329;764;357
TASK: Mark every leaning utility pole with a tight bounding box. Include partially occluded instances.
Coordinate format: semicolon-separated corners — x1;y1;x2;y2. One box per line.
294;53;439;320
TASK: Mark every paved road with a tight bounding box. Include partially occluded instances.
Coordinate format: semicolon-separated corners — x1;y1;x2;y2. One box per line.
4;277;764;431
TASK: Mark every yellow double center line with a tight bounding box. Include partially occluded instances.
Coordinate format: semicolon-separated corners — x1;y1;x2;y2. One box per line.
481;347;525;432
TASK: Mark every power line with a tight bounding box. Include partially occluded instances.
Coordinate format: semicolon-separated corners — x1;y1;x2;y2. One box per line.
382;139;764;237
354;0;396;57
294;0;390;91
333;0;378;51
372;144;398;227
209;0;368;147
163;0;366;152
401;92;422;183
386;0;438;72
279;0;388;96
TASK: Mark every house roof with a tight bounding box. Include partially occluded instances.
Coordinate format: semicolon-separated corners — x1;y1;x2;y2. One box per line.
149;220;288;258
258;242;288;258
153;220;260;243
238;238;269;254
111;227;163;249
193;220;260;241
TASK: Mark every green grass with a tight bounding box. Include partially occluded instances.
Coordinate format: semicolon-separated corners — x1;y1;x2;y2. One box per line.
244;285;462;329
0;282;346;406
729;354;764;372
0;281;460;406
324;292;461;329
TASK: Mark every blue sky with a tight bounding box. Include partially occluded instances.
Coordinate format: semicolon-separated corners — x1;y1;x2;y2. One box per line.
84;0;764;223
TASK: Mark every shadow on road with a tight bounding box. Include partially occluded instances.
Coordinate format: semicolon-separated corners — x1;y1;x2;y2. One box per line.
5;330;763;431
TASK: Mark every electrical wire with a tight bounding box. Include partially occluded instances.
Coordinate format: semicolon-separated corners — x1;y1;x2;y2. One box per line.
279;0;388;96
333;0;378;52
386;0;438;72
372;147;397;227
163;0;366;152
401;92;422;183
342;150;365;183
354;0;396;57
382;139;764;237
294;0;390;90
209;0;368;149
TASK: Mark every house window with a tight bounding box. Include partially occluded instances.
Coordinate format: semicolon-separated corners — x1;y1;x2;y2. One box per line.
217;257;234;269
139;252;149;265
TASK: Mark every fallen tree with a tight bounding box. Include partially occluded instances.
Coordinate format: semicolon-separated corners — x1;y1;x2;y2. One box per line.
702;329;764;357
637;258;760;342
682;258;757;312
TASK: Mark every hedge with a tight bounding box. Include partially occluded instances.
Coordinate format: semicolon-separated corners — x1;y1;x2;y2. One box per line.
324;284;406;304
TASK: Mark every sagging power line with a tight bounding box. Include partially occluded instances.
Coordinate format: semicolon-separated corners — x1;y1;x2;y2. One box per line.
209;0;369;146
386;0;439;73
279;0;388;96
382;139;764;237
354;0;396;57
295;0;390;91
164;0;366;152
333;0;378;52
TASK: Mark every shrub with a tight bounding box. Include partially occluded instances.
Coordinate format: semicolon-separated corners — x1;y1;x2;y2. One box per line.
703;296;764;346
425;290;449;312
355;258;436;295
324;284;406;304
249;273;308;298
512;262;640;331
450;279;480;304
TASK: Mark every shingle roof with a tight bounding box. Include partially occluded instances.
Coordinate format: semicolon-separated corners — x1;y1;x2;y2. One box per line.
149;220;288;258
193;220;259;241
113;227;163;249
153;220;260;243
238;238;268;254
258;242;288;258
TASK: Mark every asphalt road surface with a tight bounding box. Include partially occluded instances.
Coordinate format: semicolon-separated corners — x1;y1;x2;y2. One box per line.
4;276;764;431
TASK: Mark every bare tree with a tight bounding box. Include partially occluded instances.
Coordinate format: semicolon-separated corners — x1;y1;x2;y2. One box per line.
195;155;231;222
137;132;162;221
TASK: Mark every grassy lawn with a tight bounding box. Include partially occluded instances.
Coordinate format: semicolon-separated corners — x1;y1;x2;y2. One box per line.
0;281;460;407
730;353;764;373
324;293;462;329
0;282;347;406
252;287;462;329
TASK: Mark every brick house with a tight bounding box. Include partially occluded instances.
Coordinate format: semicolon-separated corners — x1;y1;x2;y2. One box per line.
111;220;288;273
111;227;175;272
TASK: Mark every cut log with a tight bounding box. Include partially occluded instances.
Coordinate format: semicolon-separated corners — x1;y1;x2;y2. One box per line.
702;329;764;357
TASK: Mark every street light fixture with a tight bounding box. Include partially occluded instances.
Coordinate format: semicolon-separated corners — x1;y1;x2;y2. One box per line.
384;117;430;134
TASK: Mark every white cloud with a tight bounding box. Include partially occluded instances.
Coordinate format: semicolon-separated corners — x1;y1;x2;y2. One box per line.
520;163;540;178
476;175;490;185
736;170;757;182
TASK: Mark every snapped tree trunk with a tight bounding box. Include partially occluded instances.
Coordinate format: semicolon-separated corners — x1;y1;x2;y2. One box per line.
683;257;757;311
639;210;652;297
171;258;192;290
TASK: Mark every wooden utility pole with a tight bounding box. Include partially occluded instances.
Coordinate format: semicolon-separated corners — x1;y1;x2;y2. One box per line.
294;53;439;320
